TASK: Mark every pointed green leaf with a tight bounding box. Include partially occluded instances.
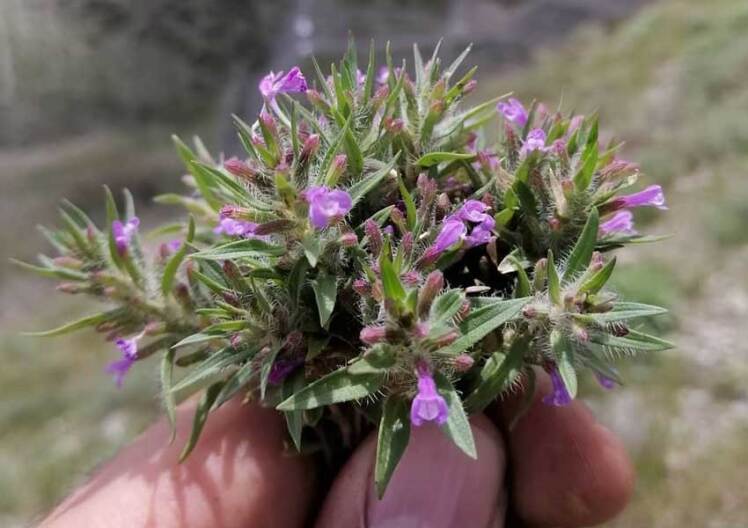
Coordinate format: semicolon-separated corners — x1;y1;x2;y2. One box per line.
437;297;529;356
179;381;224;461
23;310;119;337
375;397;411;498
563;208;599;281
430;290;465;326
551;330;577;398
379;255;406;303
584;302;668;323
464;335;529;412
259;343;282;399
415;151;474;168
311;272;337;328
161;348;178;442
190;239;286;260
578;256;616;294
276;367;384;411
349;156;399;206
301;235;321;268
547;251;562;305
283;371;307;451
434;372;476;459
590;329;674;352
162;216;195;296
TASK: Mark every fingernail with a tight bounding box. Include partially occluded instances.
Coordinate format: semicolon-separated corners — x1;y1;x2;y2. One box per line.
366;417;506;528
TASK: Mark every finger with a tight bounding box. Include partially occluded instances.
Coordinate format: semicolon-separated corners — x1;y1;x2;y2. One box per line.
497;373;634;527
315;414;507;528
41;398;316;528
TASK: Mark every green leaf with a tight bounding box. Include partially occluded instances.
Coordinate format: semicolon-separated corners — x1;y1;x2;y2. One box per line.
375;397;411;498
578;256;616;294
179;381;224;461
396;174;417;231
348;346;396;375
23;310;119;337
191;239;286;260
573;140;599;191
172;135;221;210
551;330;577;398
584;302;668;323
161;216;195;296
259;343;282;399
562;208;599;281
171;347;249;399
172;332;225;349
288;257;310;307
430;289;465;326
349;156;398;206
415;151;474;168
547;251;561;305
103;185;124;269
379;255;406;304
590;329;674;352
508;368;536;430
464;336;529;412
161;348;178;442
276;367;384;411
311;272;337;328
301;235;322;268
437;297;529;356
283;371;307;451
213;351;260;408
10;258;88;281
434;372;477;459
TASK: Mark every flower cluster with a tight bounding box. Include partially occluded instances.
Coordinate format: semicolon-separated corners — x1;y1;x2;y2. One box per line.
21;42;671;495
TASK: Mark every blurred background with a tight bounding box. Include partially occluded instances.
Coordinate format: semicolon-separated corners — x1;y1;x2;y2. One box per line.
1;0;747;525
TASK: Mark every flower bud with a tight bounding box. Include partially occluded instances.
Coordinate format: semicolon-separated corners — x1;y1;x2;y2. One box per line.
384;117;404;134
56;282;83;294
572;324;589;342
431;330;459;348
365;219;383;256
401;232;414;256
300;133;321;162
453;354;475;372
254;219;296;235
144;321;166;335
401;270;421;286
458;300;471;320
53;256;83;269
339;232;358;247
360;325;388;345
325;154;347;185
417;270;444;318
414;321;430;339
352;279;371;296
463;79;477;95
306;89;326;108
224;157;255;180
522;305;538;319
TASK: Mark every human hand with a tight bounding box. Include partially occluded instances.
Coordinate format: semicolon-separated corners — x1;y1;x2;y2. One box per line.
40;373;633;528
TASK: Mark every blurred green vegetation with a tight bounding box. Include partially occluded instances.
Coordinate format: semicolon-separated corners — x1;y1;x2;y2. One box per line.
2;0;748;525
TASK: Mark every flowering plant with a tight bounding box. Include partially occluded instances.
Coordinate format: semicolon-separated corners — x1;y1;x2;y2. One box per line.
17;41;671;496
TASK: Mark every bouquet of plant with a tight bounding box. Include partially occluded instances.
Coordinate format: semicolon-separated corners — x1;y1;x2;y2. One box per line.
17;40;671;496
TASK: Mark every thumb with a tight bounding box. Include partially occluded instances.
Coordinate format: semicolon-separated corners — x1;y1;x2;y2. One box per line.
315;414;507;528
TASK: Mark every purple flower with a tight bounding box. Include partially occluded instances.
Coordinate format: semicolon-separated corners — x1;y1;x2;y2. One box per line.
166;239;182;252
567;115;584;135
106;334;142;387
520;128;549;157
111;217;140;256
600;210;637;236
304;186;353;229
410;363;449;426
433;217;468;253
596;373;617;390
466;216;496;247
457;200;491;223
259;67;308;101
543;368;573;406
213;217;260;238
613;185;667;210
497;98;528;127
355;68;366;87
268;357;304;385
376;66;389;85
